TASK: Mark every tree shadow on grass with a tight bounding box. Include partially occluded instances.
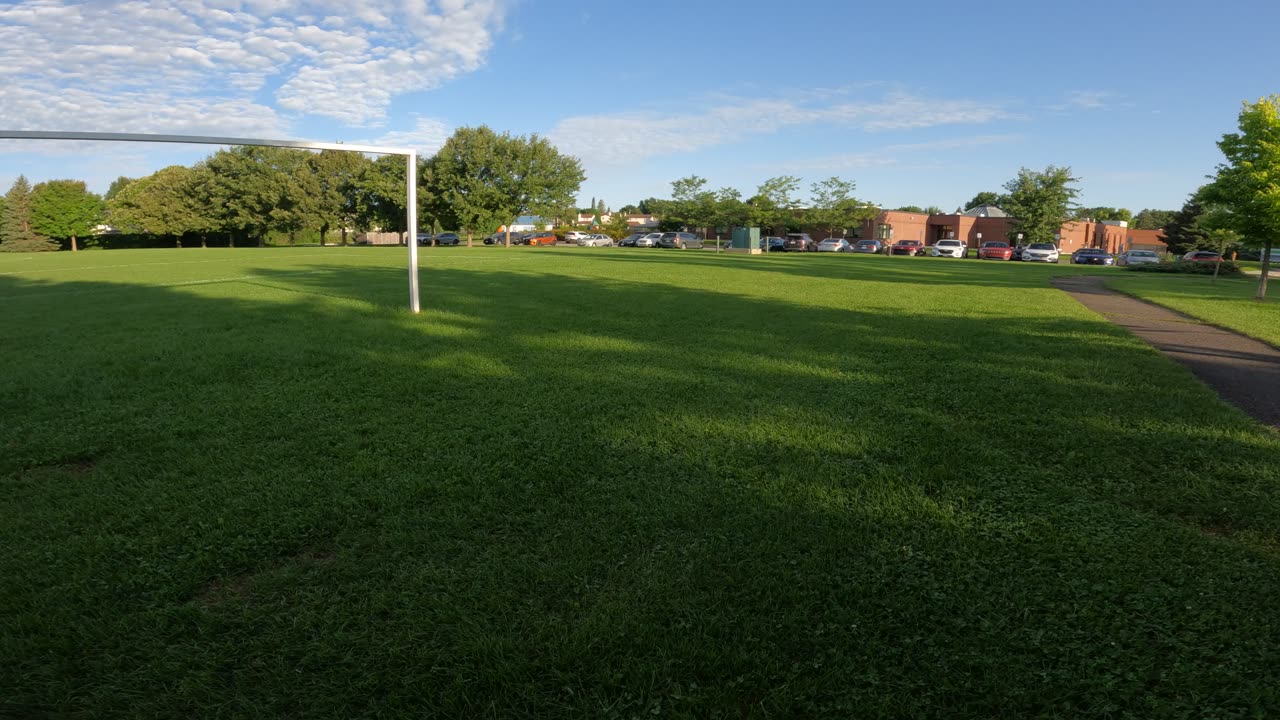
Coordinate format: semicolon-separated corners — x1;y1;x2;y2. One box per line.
2;263;1279;718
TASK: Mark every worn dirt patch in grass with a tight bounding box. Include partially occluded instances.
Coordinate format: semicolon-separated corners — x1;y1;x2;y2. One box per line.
192;547;337;608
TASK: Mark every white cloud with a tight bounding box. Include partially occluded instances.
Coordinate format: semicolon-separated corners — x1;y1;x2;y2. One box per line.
368;118;452;156
548;91;1017;166
0;0;507;136
789;134;1023;171
1054;90;1115;111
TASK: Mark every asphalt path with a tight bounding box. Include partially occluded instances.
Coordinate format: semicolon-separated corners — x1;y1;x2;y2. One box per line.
1053;275;1280;429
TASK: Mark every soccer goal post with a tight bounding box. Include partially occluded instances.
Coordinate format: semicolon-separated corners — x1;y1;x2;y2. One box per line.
0;130;421;313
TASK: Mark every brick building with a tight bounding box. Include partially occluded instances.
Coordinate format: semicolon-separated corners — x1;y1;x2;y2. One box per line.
851;205;1167;254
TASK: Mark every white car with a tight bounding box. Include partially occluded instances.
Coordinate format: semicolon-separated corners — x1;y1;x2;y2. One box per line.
816;238;852;253
1116;249;1161;266
931;239;967;258
1022;243;1060;263
635;232;663;248
579;234;613;247
565;231;590;241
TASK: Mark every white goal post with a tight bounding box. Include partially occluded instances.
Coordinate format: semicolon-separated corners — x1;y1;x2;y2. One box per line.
0;130;421;313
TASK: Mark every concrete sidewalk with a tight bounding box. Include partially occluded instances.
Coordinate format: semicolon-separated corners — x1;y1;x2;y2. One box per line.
1052;275;1280;429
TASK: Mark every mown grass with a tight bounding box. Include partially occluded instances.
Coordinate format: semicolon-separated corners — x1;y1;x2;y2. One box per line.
2;247;1278;718
1108;273;1280;347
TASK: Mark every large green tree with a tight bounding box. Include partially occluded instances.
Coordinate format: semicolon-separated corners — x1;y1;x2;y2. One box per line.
203;146;321;246
1202;95;1280;300
30;179;102;252
711;187;747;237
1131;208;1176;230
1073;206;1133;223
424;126;584;247
1;175;51;251
809;177;875;238
662;175;715;235
307;149;372;246
104;176;134;203
1001;166;1081;245
965;191;1004;210
108;166;207;247
747;176;801;234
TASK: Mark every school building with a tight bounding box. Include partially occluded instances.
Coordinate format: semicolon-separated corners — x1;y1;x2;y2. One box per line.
851;205;1168;254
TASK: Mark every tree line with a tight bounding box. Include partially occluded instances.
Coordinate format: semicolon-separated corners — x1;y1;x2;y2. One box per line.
0;126;584;251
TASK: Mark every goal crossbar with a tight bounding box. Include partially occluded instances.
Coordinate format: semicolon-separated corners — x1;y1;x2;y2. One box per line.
0;130;421;312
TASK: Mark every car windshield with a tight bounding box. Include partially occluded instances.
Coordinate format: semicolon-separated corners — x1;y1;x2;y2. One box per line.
983;242;1008;248
899;241;920;246
1028;243;1055;250
1131;251;1157;257
938;240;959;246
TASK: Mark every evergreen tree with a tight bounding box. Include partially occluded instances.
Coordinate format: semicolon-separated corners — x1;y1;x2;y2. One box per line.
1161;197;1210;255
1;176;53;251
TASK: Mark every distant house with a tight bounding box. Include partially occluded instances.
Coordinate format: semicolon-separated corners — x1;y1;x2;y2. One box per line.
575;212;613;226
626;214;660;228
507;215;551;233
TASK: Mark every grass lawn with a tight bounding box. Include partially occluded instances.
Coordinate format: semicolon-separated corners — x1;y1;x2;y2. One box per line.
2;248;1279;718
1107;272;1280;347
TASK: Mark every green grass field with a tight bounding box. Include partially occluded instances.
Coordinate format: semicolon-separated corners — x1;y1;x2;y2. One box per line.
3;248;1279;718
1108;273;1280;347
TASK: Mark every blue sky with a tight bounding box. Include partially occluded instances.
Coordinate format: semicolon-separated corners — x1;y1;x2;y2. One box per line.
2;0;1279;214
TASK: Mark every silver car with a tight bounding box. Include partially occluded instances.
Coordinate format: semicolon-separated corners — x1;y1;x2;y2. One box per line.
816;238;853;253
635;232;663;248
1022;243;1060;263
1117;249;1161;266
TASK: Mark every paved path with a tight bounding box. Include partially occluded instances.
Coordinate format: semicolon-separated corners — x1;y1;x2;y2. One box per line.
1052;275;1280;429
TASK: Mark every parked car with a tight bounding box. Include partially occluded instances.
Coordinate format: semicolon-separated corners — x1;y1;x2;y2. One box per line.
416;233;433;246
565;231;590;242
526;231;557;246
891;240;925;256
783;233;817;252
619;233;645;247
977;241;1013;260
931;239;967;258
817;238;853;253
762;236;786;252
1022;243;1060;263
852;239;883;254
1012;245;1027;261
433;232;461;246
580;234;613;247
1116;249;1162;266
1071;248;1114;265
635;232;663;248
1183;250;1224;263
658;231;704;249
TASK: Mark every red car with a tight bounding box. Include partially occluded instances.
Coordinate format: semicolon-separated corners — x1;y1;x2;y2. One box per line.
891;240;924;256
1182;250;1223;263
978;241;1013;260
526;231;557;247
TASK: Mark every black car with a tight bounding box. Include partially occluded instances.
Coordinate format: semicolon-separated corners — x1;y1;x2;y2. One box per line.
1071;248;1114;265
433;232;461;246
1012;245;1027;261
619;233;644;247
762;236;785;252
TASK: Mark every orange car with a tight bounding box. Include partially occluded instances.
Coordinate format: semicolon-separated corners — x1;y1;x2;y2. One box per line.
526;231;557;246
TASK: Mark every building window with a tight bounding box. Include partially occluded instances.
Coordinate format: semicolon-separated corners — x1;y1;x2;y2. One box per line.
876;224;892;240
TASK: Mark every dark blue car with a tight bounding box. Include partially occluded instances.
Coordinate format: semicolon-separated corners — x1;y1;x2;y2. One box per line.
1071;248;1114;265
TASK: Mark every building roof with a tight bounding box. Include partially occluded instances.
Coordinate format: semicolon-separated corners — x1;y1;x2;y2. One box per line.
961;204;1009;218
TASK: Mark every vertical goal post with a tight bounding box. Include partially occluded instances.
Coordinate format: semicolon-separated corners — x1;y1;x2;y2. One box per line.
0;130;421;313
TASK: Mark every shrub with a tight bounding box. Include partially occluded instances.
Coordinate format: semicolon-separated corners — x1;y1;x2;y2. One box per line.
1126;260;1244;276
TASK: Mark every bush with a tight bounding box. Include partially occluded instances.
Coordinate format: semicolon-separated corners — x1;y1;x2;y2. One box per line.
1127;260;1244;276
